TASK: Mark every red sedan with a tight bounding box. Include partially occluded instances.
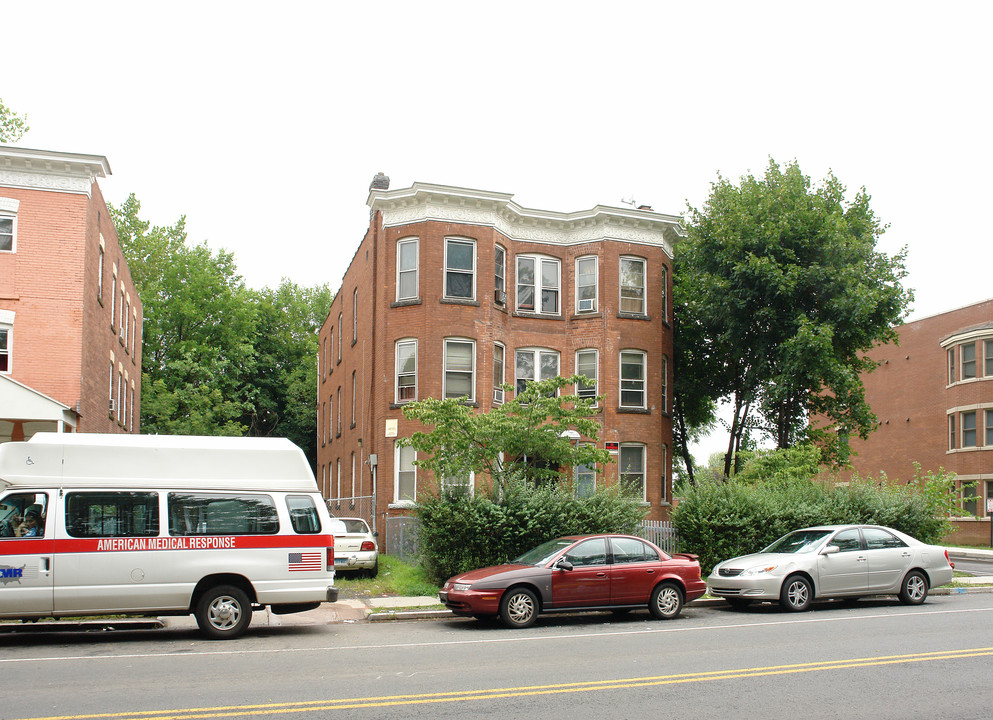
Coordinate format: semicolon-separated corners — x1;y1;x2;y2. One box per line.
439;534;706;628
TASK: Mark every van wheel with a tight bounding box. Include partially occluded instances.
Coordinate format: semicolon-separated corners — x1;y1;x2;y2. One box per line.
195;585;252;640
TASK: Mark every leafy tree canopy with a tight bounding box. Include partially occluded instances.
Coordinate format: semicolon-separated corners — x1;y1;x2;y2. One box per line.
0;99;29;143
676;159;913;479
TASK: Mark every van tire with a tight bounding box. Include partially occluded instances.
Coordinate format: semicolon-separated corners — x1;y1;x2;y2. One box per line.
195;585;252;640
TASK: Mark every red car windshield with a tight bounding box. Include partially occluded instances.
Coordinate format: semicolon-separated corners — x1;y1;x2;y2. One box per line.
512;538;575;566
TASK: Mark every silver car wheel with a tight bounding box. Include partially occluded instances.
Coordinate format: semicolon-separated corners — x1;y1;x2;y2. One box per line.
208;595;241;630
780;575;812;612
649;582;683;620
194;584;252;639
500;588;538;628
899;571;928;605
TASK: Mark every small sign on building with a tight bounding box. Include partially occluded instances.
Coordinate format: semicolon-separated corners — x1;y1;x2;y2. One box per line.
604;441;619;453
385;419;398;438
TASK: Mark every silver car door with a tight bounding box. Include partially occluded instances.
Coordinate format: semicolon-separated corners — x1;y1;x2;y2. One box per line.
862;527;913;592
816;528;868;596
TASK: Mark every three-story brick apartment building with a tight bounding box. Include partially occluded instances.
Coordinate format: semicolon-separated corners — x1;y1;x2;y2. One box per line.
0;145;142;442
317;177;683;534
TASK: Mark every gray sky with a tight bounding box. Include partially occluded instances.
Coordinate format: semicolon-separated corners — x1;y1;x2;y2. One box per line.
5;1;991;461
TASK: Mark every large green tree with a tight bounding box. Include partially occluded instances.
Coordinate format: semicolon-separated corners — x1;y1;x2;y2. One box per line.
676;159;912;479
111;194;257;436
0;99;29;143
244;280;332;466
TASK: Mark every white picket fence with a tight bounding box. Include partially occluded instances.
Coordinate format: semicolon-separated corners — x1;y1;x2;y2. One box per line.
636;520;679;554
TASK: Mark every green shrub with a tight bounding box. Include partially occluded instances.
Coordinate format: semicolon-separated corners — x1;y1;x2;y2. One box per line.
672;466;959;576
417;474;646;583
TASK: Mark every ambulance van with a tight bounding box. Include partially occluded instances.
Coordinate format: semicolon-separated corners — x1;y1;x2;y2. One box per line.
0;433;339;639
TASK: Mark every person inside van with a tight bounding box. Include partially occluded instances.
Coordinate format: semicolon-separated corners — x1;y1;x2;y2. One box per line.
15;507;43;537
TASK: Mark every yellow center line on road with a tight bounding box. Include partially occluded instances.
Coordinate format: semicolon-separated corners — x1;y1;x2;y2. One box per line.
15;646;993;720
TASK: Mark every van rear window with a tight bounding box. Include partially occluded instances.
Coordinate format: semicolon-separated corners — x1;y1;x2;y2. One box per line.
168;493;278;536
286;495;321;534
66;492;159;538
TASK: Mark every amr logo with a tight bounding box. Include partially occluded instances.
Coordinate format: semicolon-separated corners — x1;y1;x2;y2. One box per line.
0;565;25;585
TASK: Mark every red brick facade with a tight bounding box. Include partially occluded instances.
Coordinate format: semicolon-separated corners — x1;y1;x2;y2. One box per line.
316;181;682;533
838;299;993;517
0;146;141;439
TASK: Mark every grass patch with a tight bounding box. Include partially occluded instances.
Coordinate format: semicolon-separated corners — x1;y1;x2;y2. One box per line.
335;555;440;597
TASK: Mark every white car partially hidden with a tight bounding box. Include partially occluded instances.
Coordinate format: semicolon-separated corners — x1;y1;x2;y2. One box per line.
332;517;379;577
707;525;954;611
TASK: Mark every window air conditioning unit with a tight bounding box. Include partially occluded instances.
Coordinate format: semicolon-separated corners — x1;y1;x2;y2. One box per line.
578;299;595;312
108;398;116;412
493;387;504;404
494;289;507;305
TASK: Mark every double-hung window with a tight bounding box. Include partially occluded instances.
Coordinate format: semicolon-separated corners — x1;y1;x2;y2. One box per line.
515;348;560;395
619;257;646;315
445;238;475;300
493;343;506;404
395;443;416;504
0;323;10;373
576;256;597;313
574;443;596;499
986;409;993;447
444;339;475;401
620;350;647;409
0;216;13;252
962;343;976;380
575;349;598;401
660;265;668;322
397;238;418;301
337;314;342;362
619;444;646;501
395;339;417;403
986;340;993;376
962;411;978;447
494;245;506;306
516;255;560;314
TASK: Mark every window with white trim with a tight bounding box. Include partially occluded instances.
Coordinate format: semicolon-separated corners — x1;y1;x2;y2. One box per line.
352;288;358;342
516;255;560;314
336;387;341;435
661;354;669;413
397;237;418;301
396;339;417;403
327;394;332;443
442;469;474;497
97;237;105;300
337;313;342;362
0;199;16;252
351;371;356;425
948;347;956;384
329;326;334;372
619;256;646;315
444;238;475;300
494;245;506;306
444;338;475;401
574;442;595;499
110;267;117;328
336;458;341;498
575;349;598;401
949;414;956;450
620;350;647;408
987;340;993;376
351;452;356;498
986;409;993;447
493;342;506;404
963;411;978;447
0;323;10;374
515;348;560;395
576;256;597;313
962;342;976;380
619;443;646;501
660;264;668;322
395;442;416;504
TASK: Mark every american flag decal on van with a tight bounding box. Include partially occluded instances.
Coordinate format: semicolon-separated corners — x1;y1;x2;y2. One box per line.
288;552;322;571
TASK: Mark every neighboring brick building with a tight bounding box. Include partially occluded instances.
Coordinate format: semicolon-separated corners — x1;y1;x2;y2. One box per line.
0;145;142;441
317;178;683;535
838;299;993;539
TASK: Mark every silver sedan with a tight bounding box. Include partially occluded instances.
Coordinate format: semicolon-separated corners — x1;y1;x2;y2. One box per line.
706;525;955;611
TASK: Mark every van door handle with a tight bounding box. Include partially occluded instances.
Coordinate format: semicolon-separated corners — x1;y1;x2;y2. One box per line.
40;557;51;574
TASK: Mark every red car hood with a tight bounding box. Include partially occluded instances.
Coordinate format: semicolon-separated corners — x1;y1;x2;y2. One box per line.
451;564;534;584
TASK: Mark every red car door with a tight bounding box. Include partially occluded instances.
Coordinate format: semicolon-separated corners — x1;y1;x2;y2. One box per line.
551;538;610;608
607;537;661;605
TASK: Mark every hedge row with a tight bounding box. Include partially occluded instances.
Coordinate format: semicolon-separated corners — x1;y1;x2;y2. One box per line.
671;477;954;575
417;476;646;583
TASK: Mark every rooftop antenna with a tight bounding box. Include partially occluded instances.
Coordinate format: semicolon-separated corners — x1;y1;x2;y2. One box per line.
620;195;637;207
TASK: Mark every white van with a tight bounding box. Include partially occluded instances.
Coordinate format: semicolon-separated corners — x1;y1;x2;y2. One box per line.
0;433;339;639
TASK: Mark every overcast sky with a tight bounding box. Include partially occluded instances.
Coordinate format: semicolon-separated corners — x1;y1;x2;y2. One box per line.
5;1;990;462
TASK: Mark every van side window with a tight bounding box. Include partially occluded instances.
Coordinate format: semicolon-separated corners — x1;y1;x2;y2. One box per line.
286;495;321;534
65;492;159;538
0;493;48;538
168;493;278;536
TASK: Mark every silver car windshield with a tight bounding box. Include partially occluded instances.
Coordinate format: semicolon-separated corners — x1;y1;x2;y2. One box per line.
513;538;575;566
763;530;833;554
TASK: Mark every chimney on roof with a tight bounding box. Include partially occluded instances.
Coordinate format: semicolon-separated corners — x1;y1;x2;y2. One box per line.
370;172;390;191
637;204;653;211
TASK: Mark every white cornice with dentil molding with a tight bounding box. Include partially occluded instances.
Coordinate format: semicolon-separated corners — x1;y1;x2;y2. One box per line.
368;182;685;257
0;145;111;197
